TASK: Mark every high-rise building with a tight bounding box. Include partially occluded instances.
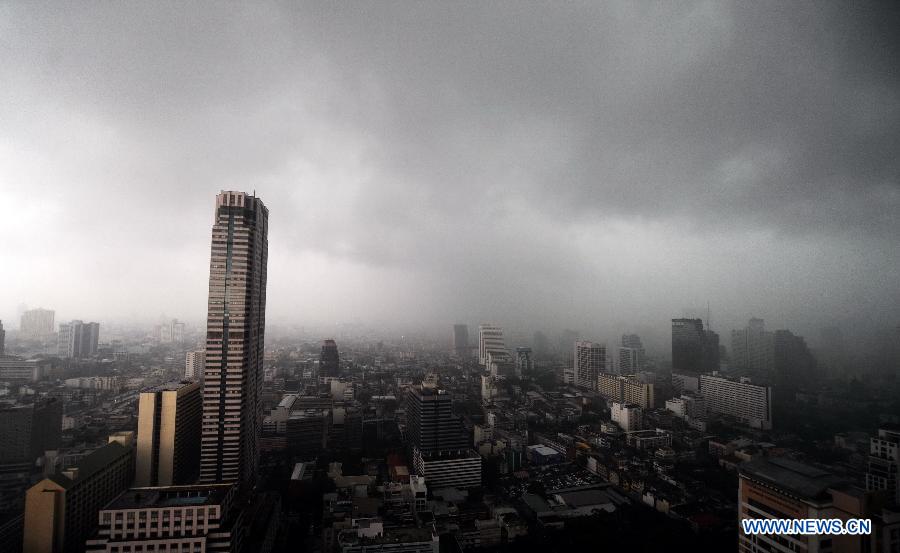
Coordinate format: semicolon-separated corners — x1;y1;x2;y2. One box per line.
574;341;606;391
0;398;62;464
23;439;134;553
405;387;469;453
57;321;100;359
0;320;5;355
478;324;507;367
617;347;642;374
155;319;186;344
731;318;774;373
671;318;718;374
740;457;881;553
135;381;202;487
773;329;816;384
20;308;55;340
200;191;269;486
699;374;772;430
85;484;240;553
319;339;340;377
453;324;469;358
514;347;533;377
406;387;481;489
866;426;900;505
184;349;205;380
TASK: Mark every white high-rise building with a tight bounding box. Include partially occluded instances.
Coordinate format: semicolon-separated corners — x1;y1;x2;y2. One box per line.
185;350;205;380
478;324;507;366
574;341;606;391
611;402;642;432
618;347;642;374
699;374;772;430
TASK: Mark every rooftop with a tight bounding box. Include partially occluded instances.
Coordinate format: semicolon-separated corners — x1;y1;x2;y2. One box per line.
740;457;847;501
106;484;233;510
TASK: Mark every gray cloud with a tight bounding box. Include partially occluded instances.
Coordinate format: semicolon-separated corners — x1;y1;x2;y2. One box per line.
1;2;897;350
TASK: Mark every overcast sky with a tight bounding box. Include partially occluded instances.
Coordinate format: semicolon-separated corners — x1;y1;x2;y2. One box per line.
1;2;898;348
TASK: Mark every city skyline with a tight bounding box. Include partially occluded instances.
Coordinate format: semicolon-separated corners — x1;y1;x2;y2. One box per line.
1;3;898;342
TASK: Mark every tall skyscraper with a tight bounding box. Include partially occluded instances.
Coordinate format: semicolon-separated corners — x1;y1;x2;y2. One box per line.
619;333;645;373
671;318;719;374
319;339;340;377
200;191;269;486
478;324;507;366
20;308;55;340
0;398;62;464
731;318;774;373
57;321;100;359
135;381;202;487
0;319;5;355
574;341;606;390
452;324;469;358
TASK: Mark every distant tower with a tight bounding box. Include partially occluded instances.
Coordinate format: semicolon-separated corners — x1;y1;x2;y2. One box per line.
478;324;507;366
0;320;5;355
20;308;55;340
574;341;606;390
672;318;718;374
452;324;469;358
135;381;202;487
320;339;340;377
515;347;533;377
731;318;773;372
185;349;205;380
57;320;100;359
200;191;269;486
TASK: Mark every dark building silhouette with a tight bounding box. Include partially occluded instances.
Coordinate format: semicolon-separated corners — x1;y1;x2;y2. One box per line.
405;387;469;453
773;330;816;384
319;339;340;377
200;191;269;486
672;318;719;374
452;324;469;358
0;319;5;355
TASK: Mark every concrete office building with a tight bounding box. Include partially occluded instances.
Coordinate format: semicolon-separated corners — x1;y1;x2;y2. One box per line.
20;309;55;340
23;439;134;553
596;373;655;410
617;347;642;374
406;386;480;489
699;374;773;430
866;426;900;505
478;324;507;367
574;341;606;391
452;324;469;358
200;191;268;486
57;321;100;359
739;457;883;553
85;483;241;553
0;398;62;464
0;357;51;382
611;402;642;432
185;349;205;380
135;381;202;487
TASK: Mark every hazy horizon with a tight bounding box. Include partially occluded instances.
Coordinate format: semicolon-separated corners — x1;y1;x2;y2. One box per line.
2;3;898;351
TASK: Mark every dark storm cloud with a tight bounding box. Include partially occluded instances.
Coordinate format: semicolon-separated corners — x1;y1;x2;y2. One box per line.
1;2;897;344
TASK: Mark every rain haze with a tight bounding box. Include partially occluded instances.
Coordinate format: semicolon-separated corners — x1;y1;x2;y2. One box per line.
1;2;898;354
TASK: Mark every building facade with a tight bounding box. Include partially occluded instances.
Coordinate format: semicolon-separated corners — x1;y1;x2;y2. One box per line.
20;309;55;340
135;381;202;487
478;324;507;367
699;374;772;430
574;341;606;391
200;191;269;486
